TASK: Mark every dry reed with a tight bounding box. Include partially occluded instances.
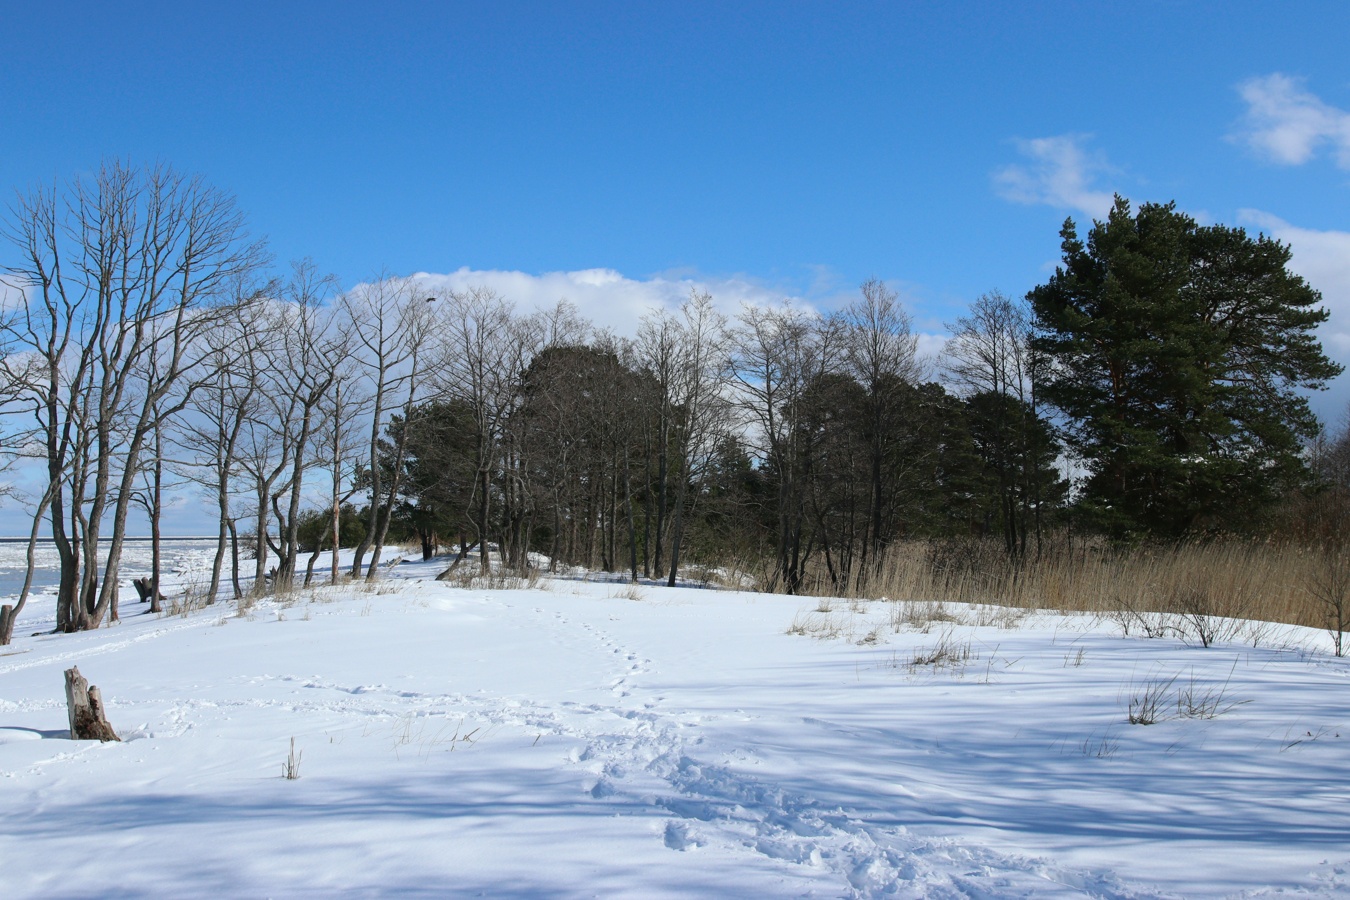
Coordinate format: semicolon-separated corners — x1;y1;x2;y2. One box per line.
793;537;1335;634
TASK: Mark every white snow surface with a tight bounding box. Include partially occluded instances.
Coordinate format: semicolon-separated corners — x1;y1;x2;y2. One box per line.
2;554;1350;898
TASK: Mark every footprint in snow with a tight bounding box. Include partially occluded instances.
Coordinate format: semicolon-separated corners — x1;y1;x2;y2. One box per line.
663;821;700;851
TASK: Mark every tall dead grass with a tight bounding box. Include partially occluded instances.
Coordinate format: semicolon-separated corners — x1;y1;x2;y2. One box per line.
796;538;1330;633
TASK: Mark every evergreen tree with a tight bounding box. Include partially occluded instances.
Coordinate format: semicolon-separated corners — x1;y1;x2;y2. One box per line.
1030;196;1341;538
383;400;479;559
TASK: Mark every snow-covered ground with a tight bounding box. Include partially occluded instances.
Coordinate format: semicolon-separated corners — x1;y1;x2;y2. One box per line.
2;554;1349;898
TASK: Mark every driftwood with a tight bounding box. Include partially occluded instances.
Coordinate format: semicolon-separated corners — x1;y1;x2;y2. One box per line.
64;666;120;742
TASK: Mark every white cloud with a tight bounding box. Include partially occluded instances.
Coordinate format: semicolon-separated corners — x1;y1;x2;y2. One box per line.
404;265;950;374
1234;74;1350;169
992;134;1117;221
0;275;33;314
408;267;797;337
1238;209;1350;418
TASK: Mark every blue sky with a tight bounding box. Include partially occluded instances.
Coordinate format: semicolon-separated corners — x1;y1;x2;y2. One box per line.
4;1;1350;530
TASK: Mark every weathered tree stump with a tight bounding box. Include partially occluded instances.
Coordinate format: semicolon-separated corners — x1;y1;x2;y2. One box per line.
64;666;120;742
132;577;164;613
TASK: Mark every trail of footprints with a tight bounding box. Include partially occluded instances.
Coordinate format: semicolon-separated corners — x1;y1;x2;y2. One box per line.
528;604;1164;899
6;596;1163;898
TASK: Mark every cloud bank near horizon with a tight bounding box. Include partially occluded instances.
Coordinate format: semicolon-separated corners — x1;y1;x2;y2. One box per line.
404;266;952;369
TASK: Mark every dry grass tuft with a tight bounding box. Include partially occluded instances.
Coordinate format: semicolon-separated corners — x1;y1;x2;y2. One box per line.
282;737;302;779
906;629;977;674
610;582;646;601
444;565;545;592
786;611;846;640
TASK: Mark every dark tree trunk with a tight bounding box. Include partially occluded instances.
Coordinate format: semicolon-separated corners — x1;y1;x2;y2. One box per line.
0;606;15;646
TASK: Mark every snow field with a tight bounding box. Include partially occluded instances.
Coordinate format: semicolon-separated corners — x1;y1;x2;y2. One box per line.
1;557;1349;897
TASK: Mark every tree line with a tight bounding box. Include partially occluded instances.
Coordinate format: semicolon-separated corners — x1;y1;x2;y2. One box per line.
0;163;1339;644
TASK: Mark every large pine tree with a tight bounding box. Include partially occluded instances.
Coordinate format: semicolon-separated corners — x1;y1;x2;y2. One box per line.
1030;196;1341;538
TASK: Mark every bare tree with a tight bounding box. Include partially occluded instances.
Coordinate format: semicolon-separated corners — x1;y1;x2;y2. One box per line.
312;356;371;584
1;160;266;632
177;285;272;602
731;301;842;593
432;287;521;575
635;310;681;578
663;291;731;587
343;275;432;580
944;290;1049;556
0;285;47;644
842;279;920;570
269;261;348;590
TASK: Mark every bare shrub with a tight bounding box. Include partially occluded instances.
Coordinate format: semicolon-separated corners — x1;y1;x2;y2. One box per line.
1126;671;1179;725
164;589;210;619
682;558;762;591
1305;544;1350;656
1176;662;1249;719
1106;603;1176;640
907;629;977;674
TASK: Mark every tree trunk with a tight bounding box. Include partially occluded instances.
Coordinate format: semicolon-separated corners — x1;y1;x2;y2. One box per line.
434;539;480;580
64;667;119;742
228;519;243;598
1;486;57;645
303;548;322;586
623;451;639;582
149;430;165;613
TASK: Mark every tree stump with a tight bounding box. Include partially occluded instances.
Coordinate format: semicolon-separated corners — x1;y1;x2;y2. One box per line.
64;666;120;742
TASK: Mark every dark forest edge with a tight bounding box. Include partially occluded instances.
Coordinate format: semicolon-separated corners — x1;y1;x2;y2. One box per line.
0;163;1346;650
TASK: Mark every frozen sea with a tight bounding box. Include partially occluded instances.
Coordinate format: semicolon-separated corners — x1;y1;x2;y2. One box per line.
0;537;220;605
